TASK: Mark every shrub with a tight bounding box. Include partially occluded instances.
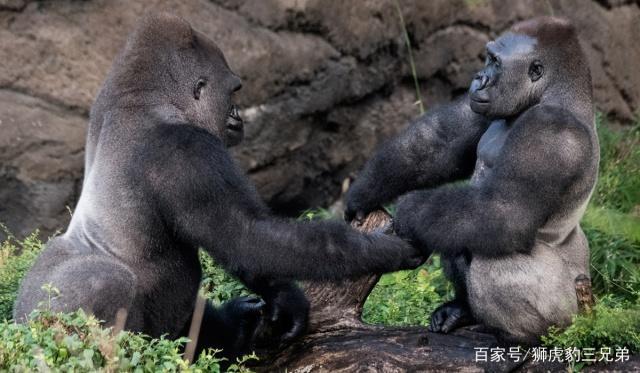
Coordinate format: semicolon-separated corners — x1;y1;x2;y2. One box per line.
0;304;257;372
542;296;640;358
362;255;453;326
0;230;44;321
199;250;250;306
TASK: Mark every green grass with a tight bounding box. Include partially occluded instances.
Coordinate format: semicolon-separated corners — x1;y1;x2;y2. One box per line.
362;255;453;326
590;113;640;214
582;118;640;300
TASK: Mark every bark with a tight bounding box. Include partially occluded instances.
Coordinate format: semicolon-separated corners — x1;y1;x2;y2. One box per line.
575;274;596;315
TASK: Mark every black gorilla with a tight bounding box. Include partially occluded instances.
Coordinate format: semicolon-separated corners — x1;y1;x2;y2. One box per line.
345;17;599;344
14;13;422;358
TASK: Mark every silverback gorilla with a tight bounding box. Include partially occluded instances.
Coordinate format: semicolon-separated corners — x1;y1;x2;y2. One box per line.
345;17;599;344
14;13;422;358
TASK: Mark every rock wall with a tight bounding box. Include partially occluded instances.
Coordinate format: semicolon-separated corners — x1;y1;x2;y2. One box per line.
0;0;639;239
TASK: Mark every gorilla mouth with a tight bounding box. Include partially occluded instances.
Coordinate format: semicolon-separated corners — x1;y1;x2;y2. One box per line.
469;95;490;114
470;96;489;104
226;105;243;131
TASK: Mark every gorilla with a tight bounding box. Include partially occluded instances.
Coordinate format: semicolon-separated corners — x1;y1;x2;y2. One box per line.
345;17;599;344
14;13;422;359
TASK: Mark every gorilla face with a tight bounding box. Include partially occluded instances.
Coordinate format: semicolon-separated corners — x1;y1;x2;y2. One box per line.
469;32;546;119
188;32;244;147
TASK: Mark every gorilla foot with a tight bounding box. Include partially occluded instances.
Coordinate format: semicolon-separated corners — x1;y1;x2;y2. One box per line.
428;300;474;333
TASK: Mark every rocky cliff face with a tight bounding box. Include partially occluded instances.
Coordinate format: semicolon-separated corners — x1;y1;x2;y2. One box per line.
0;0;638;239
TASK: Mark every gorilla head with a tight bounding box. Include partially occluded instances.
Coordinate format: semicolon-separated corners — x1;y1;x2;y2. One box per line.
101;13;244;146
469;17;589;120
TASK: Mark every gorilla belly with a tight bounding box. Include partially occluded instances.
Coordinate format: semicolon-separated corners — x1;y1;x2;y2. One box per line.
471;119;509;186
466;243;579;342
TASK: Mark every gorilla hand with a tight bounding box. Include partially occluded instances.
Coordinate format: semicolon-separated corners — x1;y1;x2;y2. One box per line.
256;282;309;347
428;300;474;333
215;296;266;356
344;181;379;223
393;191;433;257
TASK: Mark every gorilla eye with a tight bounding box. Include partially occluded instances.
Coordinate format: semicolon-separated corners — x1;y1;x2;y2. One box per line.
194;79;207;100
485;54;494;66
528;61;544;82
485;53;500;67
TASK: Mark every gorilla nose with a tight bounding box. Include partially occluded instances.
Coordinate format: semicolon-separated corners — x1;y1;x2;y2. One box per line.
230;105;241;120
471;74;489;92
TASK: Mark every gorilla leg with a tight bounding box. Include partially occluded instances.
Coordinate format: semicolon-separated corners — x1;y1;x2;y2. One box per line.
429;252;474;333
15;253;141;328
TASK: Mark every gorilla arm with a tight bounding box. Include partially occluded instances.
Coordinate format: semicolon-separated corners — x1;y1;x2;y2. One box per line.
344;96;488;221
393;108;592;257
152;124;422;343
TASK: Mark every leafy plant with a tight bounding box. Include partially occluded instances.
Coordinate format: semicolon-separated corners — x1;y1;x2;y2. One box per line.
0;229;44;320
199;250;250;306
363;255;453;326
0;305;259;372
298;207;336;221
542;296;640;358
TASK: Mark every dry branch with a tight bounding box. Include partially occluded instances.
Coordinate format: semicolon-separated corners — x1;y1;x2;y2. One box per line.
575;273;596;315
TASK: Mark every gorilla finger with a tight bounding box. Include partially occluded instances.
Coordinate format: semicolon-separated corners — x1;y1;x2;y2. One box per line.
237;295;263;304
441;309;471;333
372;220;394;235
406;251;426;268
429;312;444;332
269;305;282;322
382;220;394;235
355;211;365;223
237;297;266;314
428;320;441;333
280;318;307;343
344;209;354;222
440;315;460;334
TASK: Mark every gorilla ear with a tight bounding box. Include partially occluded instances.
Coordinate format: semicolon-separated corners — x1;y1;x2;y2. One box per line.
194;79;207;100
528;60;544;82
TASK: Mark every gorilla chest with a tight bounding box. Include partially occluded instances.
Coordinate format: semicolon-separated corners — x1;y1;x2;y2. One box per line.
471;119;510;185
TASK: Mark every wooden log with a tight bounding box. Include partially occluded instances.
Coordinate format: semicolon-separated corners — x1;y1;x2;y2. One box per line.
255;211;519;372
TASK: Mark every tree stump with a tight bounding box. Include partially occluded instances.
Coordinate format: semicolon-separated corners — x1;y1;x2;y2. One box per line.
253;210;638;372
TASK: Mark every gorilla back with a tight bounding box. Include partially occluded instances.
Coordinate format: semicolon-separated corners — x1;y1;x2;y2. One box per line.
14;13;421;358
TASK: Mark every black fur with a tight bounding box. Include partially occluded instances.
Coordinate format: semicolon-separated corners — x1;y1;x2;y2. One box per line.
14;13;422;359
346;17;599;344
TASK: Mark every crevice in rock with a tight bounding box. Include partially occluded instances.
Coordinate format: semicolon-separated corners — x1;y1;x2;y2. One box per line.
0;86;90;118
